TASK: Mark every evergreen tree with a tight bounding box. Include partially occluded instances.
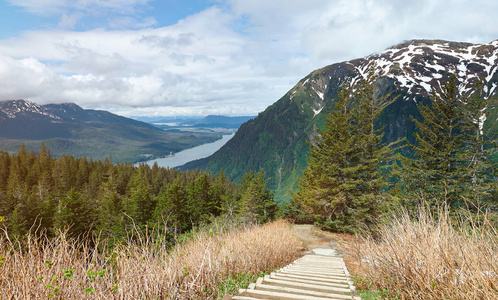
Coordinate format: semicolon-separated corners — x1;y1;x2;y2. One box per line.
53;188;92;237
6;156;25;213
153;179;186;234
0;143;245;241
399;75;497;208
0;151;10;192
8;206;26;238
97;172;125;238
292;67;396;233
238;170;276;223
124;170;155;229
186;173;212;224
212;170;235;217
460;83;498;205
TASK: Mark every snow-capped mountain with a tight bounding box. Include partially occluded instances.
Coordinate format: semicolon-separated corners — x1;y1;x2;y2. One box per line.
183;39;498;202
0;99;218;163
0;99;61;121
0;99;160;141
292;39;498;122
370;40;498;98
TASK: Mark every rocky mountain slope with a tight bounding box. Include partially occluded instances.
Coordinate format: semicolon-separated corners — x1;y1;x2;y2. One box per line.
0;100;220;162
182;39;498;203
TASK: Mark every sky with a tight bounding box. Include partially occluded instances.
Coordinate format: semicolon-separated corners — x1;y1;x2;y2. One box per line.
0;0;497;117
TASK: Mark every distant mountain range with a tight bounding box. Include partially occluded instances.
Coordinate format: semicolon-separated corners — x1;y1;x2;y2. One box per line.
182;39;498;203
0;100;221;162
134;115;255;129
175;115;255;129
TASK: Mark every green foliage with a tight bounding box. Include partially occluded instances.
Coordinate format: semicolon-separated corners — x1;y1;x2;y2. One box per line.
238;170;277;223
53;188;93;237
292;67;398;233
358;289;399;300
218;272;267;298
398;75;497;209
0;144;277;243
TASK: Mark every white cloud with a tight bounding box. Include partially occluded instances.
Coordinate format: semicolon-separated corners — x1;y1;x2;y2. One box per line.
1;0;498;116
0;54;55;100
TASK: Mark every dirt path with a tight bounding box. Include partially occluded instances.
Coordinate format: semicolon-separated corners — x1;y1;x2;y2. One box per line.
293;224;346;256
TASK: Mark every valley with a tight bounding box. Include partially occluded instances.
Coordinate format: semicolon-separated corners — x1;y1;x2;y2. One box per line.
2;1;498;299
141;133;235;168
0;100;251;163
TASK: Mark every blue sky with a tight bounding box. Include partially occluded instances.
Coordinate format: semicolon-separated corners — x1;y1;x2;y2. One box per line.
0;0;497;116
0;0;213;36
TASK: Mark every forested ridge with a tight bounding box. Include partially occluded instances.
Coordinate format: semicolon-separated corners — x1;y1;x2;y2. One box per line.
0;143;277;242
0;100;222;163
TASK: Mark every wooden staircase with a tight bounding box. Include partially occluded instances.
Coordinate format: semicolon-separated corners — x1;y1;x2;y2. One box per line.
225;248;361;300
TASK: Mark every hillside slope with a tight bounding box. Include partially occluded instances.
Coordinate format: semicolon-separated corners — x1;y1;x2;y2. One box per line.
0;100;220;162
183;39;498;203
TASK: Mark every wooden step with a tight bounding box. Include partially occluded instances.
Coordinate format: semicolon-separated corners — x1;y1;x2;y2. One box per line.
271;273;350;286
230;249;361;300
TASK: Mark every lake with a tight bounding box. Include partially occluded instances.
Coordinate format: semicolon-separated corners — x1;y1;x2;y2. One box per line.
142;133;235;168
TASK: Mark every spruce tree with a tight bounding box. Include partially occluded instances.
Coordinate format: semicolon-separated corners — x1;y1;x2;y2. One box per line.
238;170;276;223
0;151;10;192
124;170;155;229
292;67;396;233
399;75;497;208
460;83;497;206
153;179;186;235
53;188;92;237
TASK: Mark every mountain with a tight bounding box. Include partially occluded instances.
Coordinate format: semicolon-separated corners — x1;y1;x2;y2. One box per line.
182;115;255;128
182;39;498;203
149;115;255;129
0;100;221;162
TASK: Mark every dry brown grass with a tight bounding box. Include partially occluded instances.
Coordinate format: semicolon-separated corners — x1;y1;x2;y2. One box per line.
353;207;498;300
0;219;304;299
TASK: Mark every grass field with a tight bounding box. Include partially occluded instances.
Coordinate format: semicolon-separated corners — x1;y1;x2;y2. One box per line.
351;207;498;300
0;219;303;299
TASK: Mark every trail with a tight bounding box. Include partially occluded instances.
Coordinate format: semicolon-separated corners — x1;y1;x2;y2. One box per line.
225;225;360;300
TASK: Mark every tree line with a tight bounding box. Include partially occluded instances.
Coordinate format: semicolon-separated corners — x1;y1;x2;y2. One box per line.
290;68;498;233
0;144;276;242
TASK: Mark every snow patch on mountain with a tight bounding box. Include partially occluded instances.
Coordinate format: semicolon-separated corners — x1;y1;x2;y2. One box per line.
0;100;61;120
312;86;324;100
348;40;498;101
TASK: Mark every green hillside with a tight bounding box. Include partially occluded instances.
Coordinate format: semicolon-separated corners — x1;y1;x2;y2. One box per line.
182;39;498;203
0;100;221;163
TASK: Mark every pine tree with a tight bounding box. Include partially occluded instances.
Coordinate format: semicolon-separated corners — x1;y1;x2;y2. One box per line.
124;170;155;229
153;179;186;234
96;171;125;238
186;173;212;225
238;170;276;223
53;188;92;237
292;67;396;233
211;170;234;217
460;83;498;206
0;151;10;192
8;206;26;238
399;75;497;208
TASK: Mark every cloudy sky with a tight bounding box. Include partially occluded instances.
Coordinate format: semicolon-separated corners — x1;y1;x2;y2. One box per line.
0;0;497;117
